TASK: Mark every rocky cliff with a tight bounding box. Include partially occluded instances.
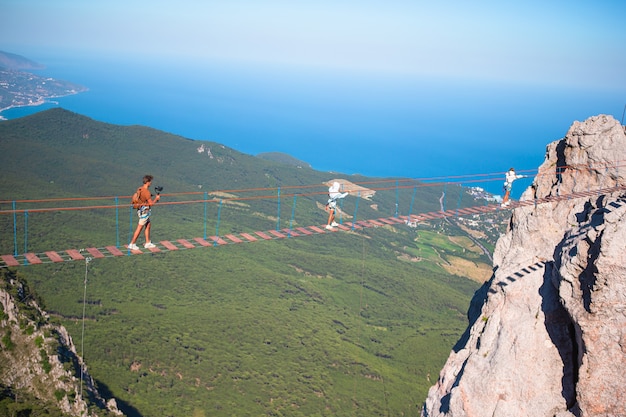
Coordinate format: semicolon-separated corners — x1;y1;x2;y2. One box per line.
422;115;626;417
0;269;123;416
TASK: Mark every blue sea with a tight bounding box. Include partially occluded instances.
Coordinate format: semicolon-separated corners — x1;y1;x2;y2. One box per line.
2;52;624;197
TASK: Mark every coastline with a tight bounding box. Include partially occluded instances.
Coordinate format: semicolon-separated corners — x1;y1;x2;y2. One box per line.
0;65;88;120
0;100;46;121
0;92;80;120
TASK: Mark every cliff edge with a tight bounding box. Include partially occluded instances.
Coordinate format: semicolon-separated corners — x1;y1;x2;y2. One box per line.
0;269;123;416
422;115;626;417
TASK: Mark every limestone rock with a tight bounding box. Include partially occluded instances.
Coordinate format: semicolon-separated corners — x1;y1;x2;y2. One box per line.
0;270;125;416
422;115;626;417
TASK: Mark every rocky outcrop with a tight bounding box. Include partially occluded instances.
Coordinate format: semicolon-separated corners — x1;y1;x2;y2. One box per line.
0;269;123;416
422;115;626;417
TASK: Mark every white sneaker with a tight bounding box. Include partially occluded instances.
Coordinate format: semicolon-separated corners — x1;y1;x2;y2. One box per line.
128;243;139;250
325;225;334;230
144;242;156;249
331;221;339;227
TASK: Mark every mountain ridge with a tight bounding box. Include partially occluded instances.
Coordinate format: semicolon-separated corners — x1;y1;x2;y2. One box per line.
256;151;312;168
0;50;45;70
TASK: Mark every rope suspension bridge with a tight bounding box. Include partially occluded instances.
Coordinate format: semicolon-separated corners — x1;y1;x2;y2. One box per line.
1;163;625;268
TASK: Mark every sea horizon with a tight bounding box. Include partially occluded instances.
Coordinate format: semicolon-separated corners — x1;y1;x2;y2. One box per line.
2;52;624;198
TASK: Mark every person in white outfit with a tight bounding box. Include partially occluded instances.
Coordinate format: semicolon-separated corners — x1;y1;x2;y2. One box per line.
326;181;349;230
501;168;526;206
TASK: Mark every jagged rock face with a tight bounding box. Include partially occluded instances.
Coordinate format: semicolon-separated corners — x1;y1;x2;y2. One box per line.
422;115;626;417
554;199;626;416
0;273;123;416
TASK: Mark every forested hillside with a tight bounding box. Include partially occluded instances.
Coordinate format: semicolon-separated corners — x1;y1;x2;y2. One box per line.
0;109;496;416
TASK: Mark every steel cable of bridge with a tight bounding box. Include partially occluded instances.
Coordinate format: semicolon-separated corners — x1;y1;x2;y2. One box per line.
1;163;626;267
0;161;626;215
2;160;625;210
2;184;625;268
4;160;625;213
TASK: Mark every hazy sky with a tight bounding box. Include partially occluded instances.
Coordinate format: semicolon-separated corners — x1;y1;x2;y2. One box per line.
2;0;625;90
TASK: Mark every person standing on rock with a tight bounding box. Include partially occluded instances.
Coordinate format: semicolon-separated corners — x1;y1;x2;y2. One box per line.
501;168;526;207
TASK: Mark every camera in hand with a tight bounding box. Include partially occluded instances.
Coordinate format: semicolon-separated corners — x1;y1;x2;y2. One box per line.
154;186;163;195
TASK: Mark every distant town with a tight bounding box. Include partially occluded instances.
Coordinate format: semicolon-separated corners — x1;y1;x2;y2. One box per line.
0;68;87;119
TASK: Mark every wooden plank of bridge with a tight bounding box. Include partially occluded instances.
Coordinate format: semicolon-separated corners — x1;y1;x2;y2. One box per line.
368;219;385;226
461;207;481;213
336;224;350;231
193;237;212;247
254;231;273;240
209;236;229;245
85;247;105;259
105;246;125;256
518;200;535;207
268;230;287;238
126;245;142;254
578;190;597;197
145;245;161;253
66;249;85;260
240;233;258;242
282;228;300;237
1;254;20;267
225;234;244;244
160;240;179;251
177;239;196;249
308;225;326;233
24;253;43;265
474;206;494;213
45;251;64;263
296;227;313;235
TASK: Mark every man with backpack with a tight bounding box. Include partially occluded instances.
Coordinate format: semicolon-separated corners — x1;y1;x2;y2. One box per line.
128;174;161;250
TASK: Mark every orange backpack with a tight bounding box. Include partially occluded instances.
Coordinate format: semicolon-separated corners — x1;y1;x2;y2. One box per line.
131;187;144;209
